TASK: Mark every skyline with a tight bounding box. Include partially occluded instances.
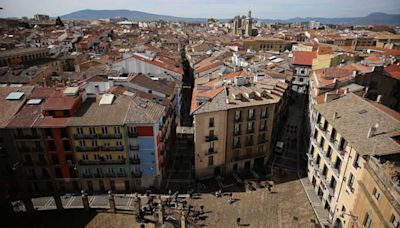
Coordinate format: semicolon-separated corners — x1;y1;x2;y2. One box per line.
0;0;400;19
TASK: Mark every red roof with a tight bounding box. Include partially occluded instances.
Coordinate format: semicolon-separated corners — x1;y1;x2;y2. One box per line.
384;64;400;79
292;51;317;66
131;54;184;75
43;90;81;111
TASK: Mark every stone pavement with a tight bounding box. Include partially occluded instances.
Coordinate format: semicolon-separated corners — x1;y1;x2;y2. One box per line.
186;175;319;228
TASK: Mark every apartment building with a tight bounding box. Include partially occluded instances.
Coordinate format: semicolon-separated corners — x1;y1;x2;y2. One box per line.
307;93;400;227
0;48;49;67
69;94;132;193
350;155;399;228
192;78;289;178
0;86;34;199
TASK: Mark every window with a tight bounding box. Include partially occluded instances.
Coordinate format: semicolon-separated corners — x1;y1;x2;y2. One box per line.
91;140;97;147
116;141;122;146
209;117;214;128
260;120;266;131
235;110;241;121
63;110;70;117
55;167;62;178
334;158;342;172
114;127;120;134
261;107;268;118
258;133;266;144
89;127;96;135
234;123;241;135
51;154;59;164
233;136;240;148
77;127;83;135
94;154;100;160
79;140;86;147
63;140;71;151
106;154;112;160
247;121;254;133
258;145;265;154
373;188;381;200
391;215;399;228
326;146;332;160
60;128;68;138
353;153;361;168
48;110;56;117
102;127;108;134
322;165;328;177
208;156;214;166
246;135;253;146
330;177;337;190
48;140;56;151
82;154;88;160
45;128;53;138
348;173;355;192
363;213;372;228
248;109;255;120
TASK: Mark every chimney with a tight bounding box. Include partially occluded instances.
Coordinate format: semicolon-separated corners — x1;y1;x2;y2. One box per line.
363;87;369;98
376;95;382;103
344;87;350;94
352;70;357;77
367;123;379;138
333;112;338;120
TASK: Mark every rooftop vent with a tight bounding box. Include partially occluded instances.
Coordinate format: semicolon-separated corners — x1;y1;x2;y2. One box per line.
6;92;24;100
27;99;42;105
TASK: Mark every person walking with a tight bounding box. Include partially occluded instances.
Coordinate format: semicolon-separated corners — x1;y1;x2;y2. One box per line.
236;217;241;227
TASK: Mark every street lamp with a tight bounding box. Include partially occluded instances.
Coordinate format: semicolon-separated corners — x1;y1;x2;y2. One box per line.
338;212;359;228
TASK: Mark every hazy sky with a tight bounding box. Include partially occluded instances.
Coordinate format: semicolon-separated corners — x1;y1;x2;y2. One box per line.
1;0;399;19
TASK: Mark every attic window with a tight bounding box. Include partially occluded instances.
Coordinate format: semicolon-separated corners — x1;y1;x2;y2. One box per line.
6;92;24;100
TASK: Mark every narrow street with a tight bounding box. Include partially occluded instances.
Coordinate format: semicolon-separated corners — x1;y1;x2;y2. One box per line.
267;91;308;175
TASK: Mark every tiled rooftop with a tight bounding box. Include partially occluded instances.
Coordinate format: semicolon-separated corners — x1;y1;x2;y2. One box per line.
316;93;400;156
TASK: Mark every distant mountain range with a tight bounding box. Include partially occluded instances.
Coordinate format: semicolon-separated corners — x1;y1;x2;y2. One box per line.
61;9;400;25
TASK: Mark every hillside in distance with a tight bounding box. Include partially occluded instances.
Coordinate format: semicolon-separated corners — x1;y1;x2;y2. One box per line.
61;10;400;25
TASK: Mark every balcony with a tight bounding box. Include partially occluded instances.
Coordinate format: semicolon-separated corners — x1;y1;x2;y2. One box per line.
306;152;314;161
129;158;140;164
132;171;142;178
117;173;127;177
258;138;267;144
129;145;139;151
205;135;218;142
78;158;126;166
247;128;255;134
98;133;122;139
101;145;124;151
233;130;241;136
206;148;217;155
128;132;138;138
14;134;40;140
245;141;253;147
73;134;96;139
81;173;94;178
76;146;99;152
320;175;335;196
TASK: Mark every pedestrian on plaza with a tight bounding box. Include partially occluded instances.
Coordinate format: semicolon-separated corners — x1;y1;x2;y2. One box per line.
228;193;234;204
200;205;204;214
267;185;272;193
236;217;241;226
168;189;172;196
